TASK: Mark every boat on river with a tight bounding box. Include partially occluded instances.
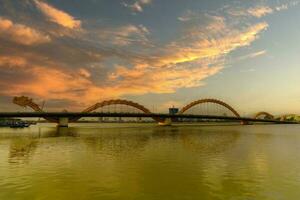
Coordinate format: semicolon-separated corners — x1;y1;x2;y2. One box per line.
9;121;30;128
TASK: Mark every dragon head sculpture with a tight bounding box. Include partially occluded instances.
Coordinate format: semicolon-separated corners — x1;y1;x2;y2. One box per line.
13;96;34;107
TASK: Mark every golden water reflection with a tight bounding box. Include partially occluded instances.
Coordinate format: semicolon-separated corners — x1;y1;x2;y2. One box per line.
0;124;300;200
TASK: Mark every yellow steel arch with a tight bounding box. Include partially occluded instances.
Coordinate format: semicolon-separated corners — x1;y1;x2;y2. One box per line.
179;98;240;118
254;112;274;119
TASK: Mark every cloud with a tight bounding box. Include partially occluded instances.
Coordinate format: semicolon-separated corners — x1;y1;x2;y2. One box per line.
96;24;150;46
227;6;273;18
106;20;268;99
247;6;273;17
114;65;222;93
275;4;289;11
275;1;300;11
0;55;96;105
0;0;283;110
156;21;268;66
178;10;196;22
0;17;51;45
0;13;268;109
237;50;267;61
123;0;152;13
0;53;221;109
78;68;91;78
34;0;81;29
227;2;300;18
0;56;27;67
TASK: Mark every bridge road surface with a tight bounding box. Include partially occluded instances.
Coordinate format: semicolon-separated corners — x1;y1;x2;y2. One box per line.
0;112;297;124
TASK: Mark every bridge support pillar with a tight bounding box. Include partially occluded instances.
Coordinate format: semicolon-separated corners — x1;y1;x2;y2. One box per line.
158;118;172;126
58;117;69;127
241;121;249;125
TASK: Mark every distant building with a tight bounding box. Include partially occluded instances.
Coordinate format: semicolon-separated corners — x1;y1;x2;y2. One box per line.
169;107;179;115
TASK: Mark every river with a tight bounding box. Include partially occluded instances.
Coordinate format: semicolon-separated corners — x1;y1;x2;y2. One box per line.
0;123;300;200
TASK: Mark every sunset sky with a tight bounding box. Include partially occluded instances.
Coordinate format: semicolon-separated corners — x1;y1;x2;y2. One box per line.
0;0;300;115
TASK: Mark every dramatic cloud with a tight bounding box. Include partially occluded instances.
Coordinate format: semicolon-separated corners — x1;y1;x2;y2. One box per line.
0;14;268;108
0;0;292;110
105;19;268;99
0;55;95;105
110;64;223;94
0;55;221;108
34;0;81;29
0;17;51;45
161;16;268;66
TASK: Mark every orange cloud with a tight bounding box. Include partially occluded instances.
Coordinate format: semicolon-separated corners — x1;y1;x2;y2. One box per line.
111;64;223;94
0;54;221;108
0;60;95;104
0;56;27;67
0;3;272;110
0;20;268;109
155;22;268;66
34;0;81;29
103;21;268;103
0;17;51;45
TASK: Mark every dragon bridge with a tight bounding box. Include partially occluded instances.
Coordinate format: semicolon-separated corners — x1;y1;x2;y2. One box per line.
13;96;160;123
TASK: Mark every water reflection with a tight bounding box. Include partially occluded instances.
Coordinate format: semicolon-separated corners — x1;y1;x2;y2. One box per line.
1;124;300;200
151;126;181;138
9;137;38;164
35;126;78;138
56;127;78;137
80;128;151;155
179;129;240;153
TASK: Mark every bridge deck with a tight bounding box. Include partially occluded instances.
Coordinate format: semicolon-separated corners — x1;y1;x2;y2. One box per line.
0;112;297;124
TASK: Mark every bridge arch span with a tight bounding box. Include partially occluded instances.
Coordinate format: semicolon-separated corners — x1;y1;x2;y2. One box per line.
179;98;241;118
69;99;158;122
254;112;274;119
81;99;152;114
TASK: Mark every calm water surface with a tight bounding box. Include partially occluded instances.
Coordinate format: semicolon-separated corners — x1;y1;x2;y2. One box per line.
0;123;300;200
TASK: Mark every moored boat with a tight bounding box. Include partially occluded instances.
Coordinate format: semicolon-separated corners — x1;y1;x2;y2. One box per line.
9;121;30;128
